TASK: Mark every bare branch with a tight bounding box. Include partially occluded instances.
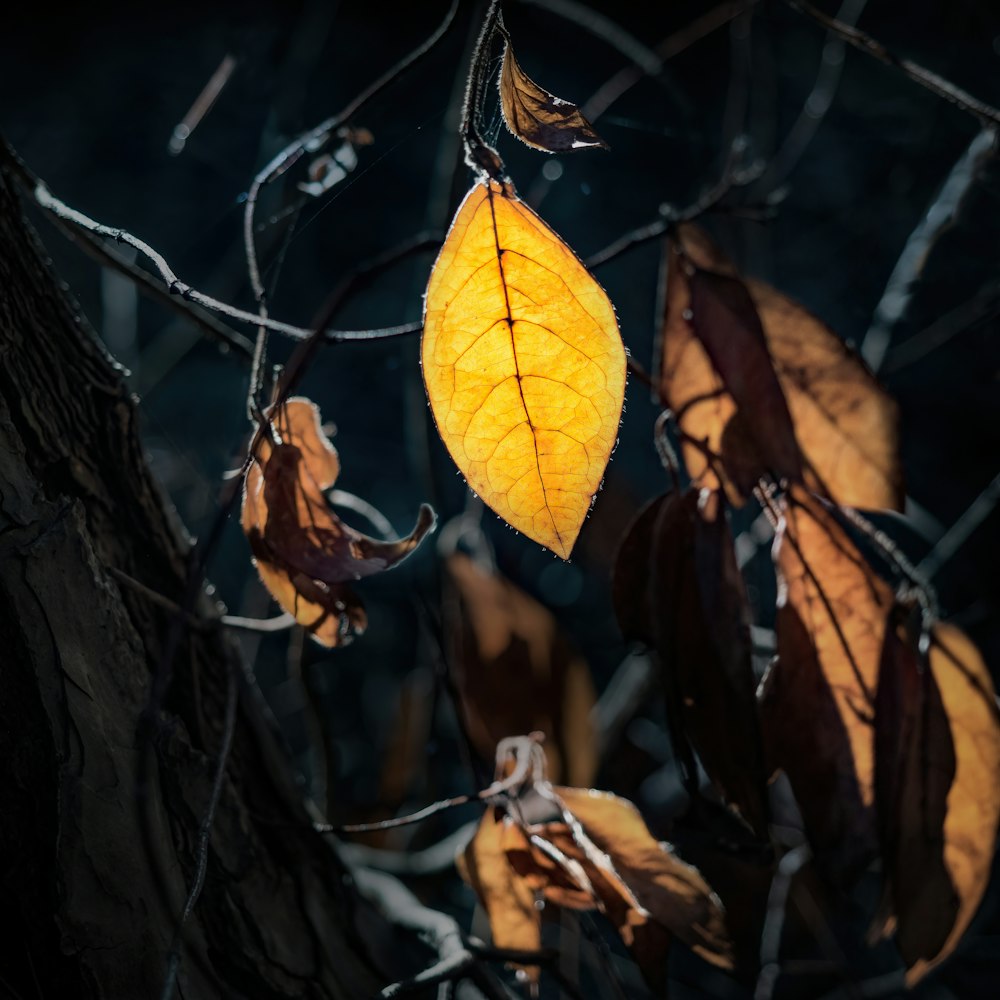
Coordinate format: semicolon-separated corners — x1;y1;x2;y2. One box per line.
784;0;1000;129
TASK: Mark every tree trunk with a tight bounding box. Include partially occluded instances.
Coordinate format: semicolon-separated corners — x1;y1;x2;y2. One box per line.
0;162;389;998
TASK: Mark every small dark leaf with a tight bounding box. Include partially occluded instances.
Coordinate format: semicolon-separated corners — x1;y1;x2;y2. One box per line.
445;553;597;786
651;489;769;837
611;494;669;646
498;40;608;153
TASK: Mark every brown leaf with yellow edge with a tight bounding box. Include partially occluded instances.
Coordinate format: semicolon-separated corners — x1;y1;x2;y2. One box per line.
498;39;608;153
554;786;733;972
444;552;597;786
458;807;542;981
748;278;903;511
241;398;435;647
657;224;902;510
422;179;627;559
874;618;1000;984
459;737;732;992
759;485;893;883
658;225;801;502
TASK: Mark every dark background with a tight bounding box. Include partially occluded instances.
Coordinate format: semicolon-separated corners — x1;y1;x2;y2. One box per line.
2;0;999;996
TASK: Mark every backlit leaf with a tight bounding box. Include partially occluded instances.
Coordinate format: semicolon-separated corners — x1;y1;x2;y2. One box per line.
422;179;627;559
458;807;541;979
759;486;893;882
498;39;608;153
875;618;1000;983
444;552;598;786
241;398;435;646
872;608;955;972
459;749;733;990
658;224;903;510
748;279;903;511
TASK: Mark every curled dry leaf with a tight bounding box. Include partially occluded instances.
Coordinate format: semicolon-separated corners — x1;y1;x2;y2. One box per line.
445;552;597;786
422;179;627;559
458;742;732;988
874;616;1000;984
241;398;435;646
658;224;903;510
498;38;608;153
612;490;768;837
759;485;893;883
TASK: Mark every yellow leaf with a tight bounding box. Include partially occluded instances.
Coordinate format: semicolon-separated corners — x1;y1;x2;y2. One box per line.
422;179;627;559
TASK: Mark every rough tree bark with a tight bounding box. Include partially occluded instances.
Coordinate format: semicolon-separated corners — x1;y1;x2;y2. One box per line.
0;162;397;998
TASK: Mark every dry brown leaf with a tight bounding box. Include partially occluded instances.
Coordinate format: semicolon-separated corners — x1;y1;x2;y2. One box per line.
422;179;626;558
875;619;1000;983
459;807;542;980
657;224;902;510
748;279;903;511
872;608;955;971
658;225;801;502
612;491;768;836
555;786;733;972
460;766;733;991
498;39;608;153
759;485;893;882
651;490;769;836
445;553;597;786
241;398;435;646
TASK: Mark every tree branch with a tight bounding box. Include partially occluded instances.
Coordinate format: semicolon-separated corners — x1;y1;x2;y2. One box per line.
784;0;1000;129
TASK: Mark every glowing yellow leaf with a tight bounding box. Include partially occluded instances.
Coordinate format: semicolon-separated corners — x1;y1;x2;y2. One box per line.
422;179;627;559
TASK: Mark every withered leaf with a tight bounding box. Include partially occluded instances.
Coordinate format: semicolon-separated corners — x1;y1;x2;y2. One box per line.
658;224;903;510
872;607;956;973
611;494;667;647
875;619;1000;983
759;485;893;883
658;226;802;501
445;553;597;786
499;39;607;153
651;490;769;837
241;398;435;647
554;786;733;974
460;772;732;991
612;491;768;836
458;807;542;979
747;279;903;511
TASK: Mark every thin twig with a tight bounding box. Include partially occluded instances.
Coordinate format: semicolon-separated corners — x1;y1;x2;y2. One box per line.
784;0;1000;129
918;470;1000;580
752;0;869;193
242;0;460;330
860;128;996;371
15;161;422;345
0;140;255;359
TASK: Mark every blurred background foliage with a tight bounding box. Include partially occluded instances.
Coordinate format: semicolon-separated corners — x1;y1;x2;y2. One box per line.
3;1;1000;995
